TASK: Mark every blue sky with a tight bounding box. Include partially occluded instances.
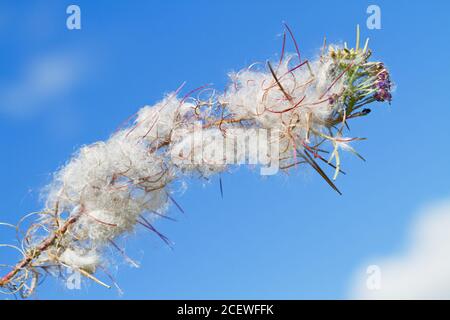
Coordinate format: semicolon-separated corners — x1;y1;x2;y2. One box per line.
0;0;449;299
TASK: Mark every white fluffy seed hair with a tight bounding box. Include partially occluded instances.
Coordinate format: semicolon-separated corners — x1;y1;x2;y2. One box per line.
0;28;392;295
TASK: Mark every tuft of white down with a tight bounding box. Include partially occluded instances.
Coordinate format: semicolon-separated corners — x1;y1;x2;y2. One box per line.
222;55;345;165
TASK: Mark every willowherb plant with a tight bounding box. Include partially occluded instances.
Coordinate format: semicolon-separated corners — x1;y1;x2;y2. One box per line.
0;25;392;297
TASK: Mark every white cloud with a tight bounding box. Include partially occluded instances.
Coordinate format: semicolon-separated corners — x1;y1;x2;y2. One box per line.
349;199;450;299
0;51;86;117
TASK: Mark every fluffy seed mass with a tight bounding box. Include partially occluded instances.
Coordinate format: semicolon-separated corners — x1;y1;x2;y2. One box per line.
0;27;392;296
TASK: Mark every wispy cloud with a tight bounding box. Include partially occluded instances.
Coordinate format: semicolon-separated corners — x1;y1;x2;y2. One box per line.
349;199;450;299
0;51;86;118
